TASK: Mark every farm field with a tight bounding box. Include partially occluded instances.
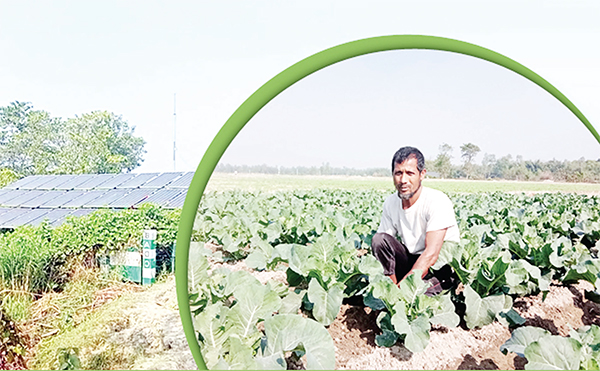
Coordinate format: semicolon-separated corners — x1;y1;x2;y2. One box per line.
189;179;600;370
205;172;600;194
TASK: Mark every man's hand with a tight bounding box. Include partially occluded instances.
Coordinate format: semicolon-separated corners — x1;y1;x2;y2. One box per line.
400;228;448;282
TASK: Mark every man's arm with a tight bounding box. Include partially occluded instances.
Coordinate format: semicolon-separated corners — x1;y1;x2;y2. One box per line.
401;228;447;281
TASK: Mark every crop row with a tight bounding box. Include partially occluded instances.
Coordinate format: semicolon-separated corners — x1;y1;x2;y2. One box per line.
190;190;600;369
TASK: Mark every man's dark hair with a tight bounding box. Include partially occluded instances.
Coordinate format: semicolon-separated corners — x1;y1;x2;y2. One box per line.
391;146;425;173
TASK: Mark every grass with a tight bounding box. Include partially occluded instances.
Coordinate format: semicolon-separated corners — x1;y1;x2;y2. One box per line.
24;267;142;369
205;172;600;194
30;271;173;370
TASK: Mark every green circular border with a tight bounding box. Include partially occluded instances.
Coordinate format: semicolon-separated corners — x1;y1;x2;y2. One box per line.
176;34;600;369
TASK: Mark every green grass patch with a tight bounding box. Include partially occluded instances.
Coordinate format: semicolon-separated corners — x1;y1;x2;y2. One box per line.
32;293;138;370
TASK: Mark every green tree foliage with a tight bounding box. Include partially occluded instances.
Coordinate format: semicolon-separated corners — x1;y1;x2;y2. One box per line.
460;143;481;179
0;101;63;175
433;143;453;178
56;111;145;174
0;102;145;176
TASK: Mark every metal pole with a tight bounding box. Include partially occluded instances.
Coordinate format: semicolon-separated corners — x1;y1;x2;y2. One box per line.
173;93;177;171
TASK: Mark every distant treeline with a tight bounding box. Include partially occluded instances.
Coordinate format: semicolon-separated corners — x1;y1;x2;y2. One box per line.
215;163;390;177
216;153;600;183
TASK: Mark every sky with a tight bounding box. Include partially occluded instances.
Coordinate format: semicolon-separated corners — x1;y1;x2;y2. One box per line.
1;1;600;173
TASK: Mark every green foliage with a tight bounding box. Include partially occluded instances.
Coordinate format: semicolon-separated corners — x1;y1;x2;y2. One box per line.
56;111;145;174
192;189;600;358
188;252;334;369
0;168;19;188
0;101;145;176
0;205;179;294
501;325;600;370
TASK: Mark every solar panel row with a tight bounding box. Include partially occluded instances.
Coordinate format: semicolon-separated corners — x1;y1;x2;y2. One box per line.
0;188;188;209
5;172;194;191
0;172;193;228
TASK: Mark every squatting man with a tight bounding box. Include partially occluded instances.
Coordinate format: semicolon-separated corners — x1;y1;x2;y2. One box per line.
372;146;459;295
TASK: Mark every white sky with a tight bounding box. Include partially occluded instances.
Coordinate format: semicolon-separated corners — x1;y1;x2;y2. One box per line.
1;1;600;172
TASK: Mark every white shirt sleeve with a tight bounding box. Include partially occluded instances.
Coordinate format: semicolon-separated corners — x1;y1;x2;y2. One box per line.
425;192;458;233
377;197;397;237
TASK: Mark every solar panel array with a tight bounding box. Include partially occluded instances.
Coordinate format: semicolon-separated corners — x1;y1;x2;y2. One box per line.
0;172;194;229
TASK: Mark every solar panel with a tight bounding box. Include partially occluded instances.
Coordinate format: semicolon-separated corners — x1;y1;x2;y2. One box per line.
141;172;184;189
20;191;66;208
0;171;192;228
0;190;30;205
166;172;194;189
0;207;13;216
167;189;188;208
3;176;40;190
95;173;137;189
67;208;96;220
139;189;184;207
108;189;154;208
54;174;98;190
83;189;130;208
37;175;79;190
0;208;33;227
27;208;75;227
3;208;52;228
38;190;85;208
62;190;108;208
18;175;58;190
2;190;46;207
74;174;116;190
0;189;15;202
117;173;159;188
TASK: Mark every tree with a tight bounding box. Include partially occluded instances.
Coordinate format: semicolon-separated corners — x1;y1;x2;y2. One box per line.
433;143;453;178
0;102;145;176
0;101;64;175
55;111;145;174
460;143;480;179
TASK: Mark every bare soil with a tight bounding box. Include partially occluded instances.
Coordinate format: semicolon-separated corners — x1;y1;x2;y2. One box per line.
326;281;600;370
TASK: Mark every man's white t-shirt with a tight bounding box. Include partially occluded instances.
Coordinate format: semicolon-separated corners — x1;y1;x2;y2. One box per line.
377;186;460;255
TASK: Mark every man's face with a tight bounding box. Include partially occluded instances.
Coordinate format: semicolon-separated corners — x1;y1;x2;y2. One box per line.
393;157;425;200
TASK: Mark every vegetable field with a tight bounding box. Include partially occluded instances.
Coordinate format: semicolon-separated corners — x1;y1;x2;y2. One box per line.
189;187;600;370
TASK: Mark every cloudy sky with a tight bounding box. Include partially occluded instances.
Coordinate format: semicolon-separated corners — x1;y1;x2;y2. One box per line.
1;1;599;172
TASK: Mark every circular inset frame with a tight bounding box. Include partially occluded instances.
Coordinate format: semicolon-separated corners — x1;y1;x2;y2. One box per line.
175;34;600;369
